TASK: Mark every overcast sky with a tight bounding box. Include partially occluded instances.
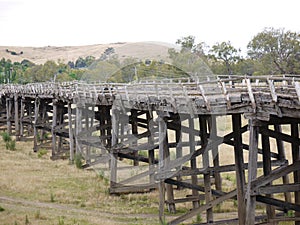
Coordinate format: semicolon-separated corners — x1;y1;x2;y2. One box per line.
0;0;299;52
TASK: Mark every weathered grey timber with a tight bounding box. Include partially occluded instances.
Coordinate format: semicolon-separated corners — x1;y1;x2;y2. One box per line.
1;75;300;224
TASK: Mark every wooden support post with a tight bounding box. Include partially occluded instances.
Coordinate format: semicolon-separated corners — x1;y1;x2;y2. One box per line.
20;98;24;139
131;109;139;166
162;116;176;213
51;100;58;156
6;97;12;135
261;125;276;224
274;124;291;203
158;116;166;223
99;106;107;154
85;106;91;164
232;114;246;225
68;103;74;162
175;114;182;189
245;119;259;225
40;101;48;143
57;103;64;153
27;100;33;136
291;123;300;225
33;98;40;152
158;177;166;225
75;107;82;154
14;94;20;141
106;106;112;148
209;115;222;191
110;107;119;191
200;115;213;223
147;111;155;186
189;116;200;209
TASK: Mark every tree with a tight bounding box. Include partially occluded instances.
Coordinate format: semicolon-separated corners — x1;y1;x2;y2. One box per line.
100;47;116;61
247;27;300;74
82;60;120;82
176;35;196;52
23;60;73;83
168;36;213;80
75;57;86;68
209;41;242;75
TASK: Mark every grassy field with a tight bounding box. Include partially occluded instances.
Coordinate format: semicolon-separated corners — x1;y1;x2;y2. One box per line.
0;135;161;225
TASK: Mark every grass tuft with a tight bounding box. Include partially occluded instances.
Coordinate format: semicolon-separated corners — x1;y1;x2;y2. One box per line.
74;153;83;169
50;192;55;202
25;215;30;225
37;149;48;158
6;140;16;151
1;131;12;142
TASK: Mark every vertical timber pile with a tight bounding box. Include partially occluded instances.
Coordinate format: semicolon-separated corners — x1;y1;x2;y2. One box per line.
51;99;57;156
261;123;276;224
110;106;119;193
275;124;292;203
291;122;300;225
200;115;213;223
14;93;20;141
33;98;40;152
232;114;246;225
245;120;259;225
189;115;200;210
6;96;12;135
19;97;25;139
68;102;74;162
209;116;222;191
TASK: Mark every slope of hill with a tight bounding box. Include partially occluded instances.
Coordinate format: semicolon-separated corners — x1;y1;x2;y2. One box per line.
0;42;174;64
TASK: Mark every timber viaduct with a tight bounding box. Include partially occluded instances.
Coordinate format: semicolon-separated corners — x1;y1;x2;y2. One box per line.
1;75;300;225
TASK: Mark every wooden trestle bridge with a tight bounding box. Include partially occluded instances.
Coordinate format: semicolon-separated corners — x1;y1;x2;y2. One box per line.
1;75;300;225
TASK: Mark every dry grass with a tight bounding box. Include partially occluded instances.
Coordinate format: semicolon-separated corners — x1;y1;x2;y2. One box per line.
0;137;160;225
0;42;171;64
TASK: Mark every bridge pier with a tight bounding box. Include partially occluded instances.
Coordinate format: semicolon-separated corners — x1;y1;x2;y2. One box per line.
108;107;159;194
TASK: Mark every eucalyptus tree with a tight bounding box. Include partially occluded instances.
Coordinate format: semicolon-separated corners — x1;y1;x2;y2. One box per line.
209;41;242;75
247;27;300;74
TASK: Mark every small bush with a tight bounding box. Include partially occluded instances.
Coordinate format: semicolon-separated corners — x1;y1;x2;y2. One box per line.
74;153;83;169
1;132;12;142
0;205;4;212
50;193;55;202
6;140;16;151
58;216;65;225
25;215;30;225
38;149;48;158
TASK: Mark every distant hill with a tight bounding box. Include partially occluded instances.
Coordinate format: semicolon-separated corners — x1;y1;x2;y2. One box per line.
0;42;175;64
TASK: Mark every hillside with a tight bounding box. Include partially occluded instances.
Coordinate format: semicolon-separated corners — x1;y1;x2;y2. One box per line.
0;42;174;64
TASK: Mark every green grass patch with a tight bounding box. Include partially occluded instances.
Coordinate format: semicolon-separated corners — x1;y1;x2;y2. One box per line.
74;153;83;169
38;148;48;158
1;131;12;142
6;140;16;151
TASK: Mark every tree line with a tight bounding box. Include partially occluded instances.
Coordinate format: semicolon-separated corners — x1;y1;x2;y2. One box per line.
0;27;299;84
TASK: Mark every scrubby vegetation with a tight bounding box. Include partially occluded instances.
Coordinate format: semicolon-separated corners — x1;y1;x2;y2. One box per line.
0;27;299;84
